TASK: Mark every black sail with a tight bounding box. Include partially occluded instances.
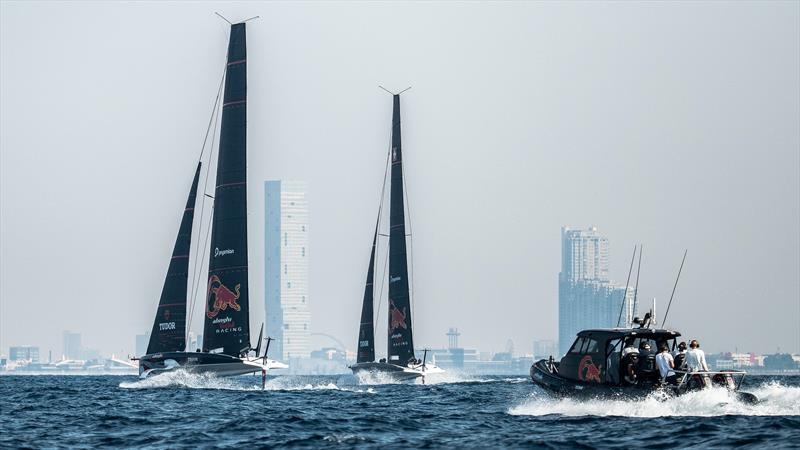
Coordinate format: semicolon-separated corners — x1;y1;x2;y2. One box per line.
203;23;250;356
146;162;202;355
356;220;378;363
387;94;415;364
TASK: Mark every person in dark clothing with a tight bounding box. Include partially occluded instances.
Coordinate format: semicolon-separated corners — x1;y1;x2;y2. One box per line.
673;341;688;370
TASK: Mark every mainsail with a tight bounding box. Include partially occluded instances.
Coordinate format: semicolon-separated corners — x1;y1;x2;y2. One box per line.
203;23;251;356
387;94;415;364
356;220;379;363
146;162;202;355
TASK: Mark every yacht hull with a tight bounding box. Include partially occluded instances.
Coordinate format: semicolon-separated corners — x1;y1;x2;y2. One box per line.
138;351;286;379
350;361;444;382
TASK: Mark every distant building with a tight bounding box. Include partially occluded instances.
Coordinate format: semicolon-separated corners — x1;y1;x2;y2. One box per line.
135;334;148;357
532;340;557;359
63;331;82;360
9;346;39;362
265;180;311;360
558;227;634;355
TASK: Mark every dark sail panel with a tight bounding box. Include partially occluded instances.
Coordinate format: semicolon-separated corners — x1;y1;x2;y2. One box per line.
387;94;415;364
356;220;379;363
203;23;251;356
146;162;202;355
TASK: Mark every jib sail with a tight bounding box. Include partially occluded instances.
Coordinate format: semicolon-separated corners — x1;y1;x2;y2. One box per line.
356;220;379;363
146;162;202;355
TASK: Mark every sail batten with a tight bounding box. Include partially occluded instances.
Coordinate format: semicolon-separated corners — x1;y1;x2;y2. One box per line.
387;94;415;364
146;162;202;355
203;23;251;356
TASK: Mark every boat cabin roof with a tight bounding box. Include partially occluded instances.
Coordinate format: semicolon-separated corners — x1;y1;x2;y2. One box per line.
576;328;681;341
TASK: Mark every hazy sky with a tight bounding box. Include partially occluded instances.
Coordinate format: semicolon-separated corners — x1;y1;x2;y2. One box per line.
1;1;798;359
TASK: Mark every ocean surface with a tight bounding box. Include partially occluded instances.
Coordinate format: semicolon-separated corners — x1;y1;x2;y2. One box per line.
1;372;798;448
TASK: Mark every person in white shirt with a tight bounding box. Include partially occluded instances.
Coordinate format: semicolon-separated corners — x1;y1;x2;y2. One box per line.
684;339;709;372
655;344;677;384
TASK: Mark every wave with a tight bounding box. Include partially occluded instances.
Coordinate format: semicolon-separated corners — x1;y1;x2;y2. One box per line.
118;370;374;393
509;381;800;417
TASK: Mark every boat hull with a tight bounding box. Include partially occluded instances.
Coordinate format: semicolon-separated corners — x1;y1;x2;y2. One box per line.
350;361;443;382
530;359;758;403
138;351;285;379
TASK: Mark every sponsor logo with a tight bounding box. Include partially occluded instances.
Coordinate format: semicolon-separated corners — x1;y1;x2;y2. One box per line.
390;275;402;283
388;299;408;333
359;340;370;348
159;322;176;331
206;275;242;319
214;247;235;258
578;355;602;383
392;147;398;162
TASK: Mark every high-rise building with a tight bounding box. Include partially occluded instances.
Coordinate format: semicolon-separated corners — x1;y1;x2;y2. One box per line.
532;340;557;359
62;331;82;360
558;227;633;355
265;180;311;360
9;346;39;362
561;227;609;282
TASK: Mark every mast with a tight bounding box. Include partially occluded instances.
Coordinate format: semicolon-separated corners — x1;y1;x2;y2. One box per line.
356;219;379;363
387;94;415;364
203;22;251;356
146;162;202;355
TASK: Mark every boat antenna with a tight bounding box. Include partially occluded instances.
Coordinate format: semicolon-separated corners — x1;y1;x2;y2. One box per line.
616;245;637;327
662;249;687;327
632;244;643;319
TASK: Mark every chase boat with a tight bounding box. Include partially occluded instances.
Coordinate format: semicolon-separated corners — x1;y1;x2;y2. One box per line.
530;321;758;403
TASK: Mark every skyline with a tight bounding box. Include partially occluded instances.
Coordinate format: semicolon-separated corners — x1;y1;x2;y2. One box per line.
1;2;799;358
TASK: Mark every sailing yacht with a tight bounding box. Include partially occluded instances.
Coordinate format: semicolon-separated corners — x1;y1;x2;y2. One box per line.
136;21;286;379
350;92;444;382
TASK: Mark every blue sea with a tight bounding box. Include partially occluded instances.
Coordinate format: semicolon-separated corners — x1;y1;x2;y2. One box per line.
1;372;798;448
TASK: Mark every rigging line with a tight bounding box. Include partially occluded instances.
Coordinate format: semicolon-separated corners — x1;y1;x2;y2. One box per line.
662;249;688;327
616;245;637;327
197;60;228;163
187;59;226;329
186;205;214;340
186;70;225;342
373;135;393;330
632;244;643;319
399;124;415;331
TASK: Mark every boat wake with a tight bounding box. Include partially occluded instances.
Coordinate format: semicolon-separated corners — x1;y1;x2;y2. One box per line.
118;370;374;393
509;381;800;417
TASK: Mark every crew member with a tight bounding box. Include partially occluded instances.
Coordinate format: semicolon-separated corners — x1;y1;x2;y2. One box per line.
673;341;688;370
655;344;677;384
685;340;709;372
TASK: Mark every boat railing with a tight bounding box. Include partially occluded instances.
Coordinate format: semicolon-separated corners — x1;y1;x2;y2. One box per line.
672;369;747;391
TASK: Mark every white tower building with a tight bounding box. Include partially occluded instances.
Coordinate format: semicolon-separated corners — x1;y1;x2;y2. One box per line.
265;180;311;360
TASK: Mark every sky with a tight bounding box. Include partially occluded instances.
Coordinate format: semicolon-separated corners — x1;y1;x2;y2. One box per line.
1;1;798;359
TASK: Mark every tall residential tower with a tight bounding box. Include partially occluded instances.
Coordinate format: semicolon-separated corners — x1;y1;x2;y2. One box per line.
265;181;311;360
558;227;633;355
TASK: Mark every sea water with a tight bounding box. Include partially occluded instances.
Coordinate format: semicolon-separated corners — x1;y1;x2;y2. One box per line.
0;373;797;448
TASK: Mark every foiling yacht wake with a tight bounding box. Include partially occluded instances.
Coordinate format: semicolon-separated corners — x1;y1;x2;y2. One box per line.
119;370;374;393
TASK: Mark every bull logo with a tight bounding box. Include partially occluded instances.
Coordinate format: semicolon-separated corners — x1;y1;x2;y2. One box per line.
578;355;602;383
206;274;241;319
388;299;407;333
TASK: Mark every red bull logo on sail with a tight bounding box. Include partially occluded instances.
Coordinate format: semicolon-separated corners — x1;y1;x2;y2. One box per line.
389;299;407;333
206;274;241;319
